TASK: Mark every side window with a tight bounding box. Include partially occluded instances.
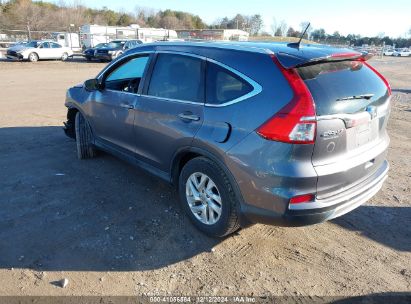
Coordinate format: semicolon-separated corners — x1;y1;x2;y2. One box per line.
147;53;204;103
105;55;150;93
106;56;149;82
41;42;50;48
51;42;62;48
206;62;253;105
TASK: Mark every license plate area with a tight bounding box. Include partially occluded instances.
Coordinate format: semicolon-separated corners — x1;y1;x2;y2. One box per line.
355;119;377;147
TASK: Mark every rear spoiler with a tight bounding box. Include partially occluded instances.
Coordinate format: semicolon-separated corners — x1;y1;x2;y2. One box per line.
275;46;373;69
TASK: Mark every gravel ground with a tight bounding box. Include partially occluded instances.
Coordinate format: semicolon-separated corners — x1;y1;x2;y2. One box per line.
0;56;410;298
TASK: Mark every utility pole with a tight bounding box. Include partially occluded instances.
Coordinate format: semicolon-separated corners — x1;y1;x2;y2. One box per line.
68;24;73;50
27;21;32;41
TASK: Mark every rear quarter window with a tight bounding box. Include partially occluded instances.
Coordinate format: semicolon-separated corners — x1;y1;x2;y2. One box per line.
298;61;388;116
206;62;253;105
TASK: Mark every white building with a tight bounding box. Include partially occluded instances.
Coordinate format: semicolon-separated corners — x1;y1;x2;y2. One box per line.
80;24;178;48
176;29;249;41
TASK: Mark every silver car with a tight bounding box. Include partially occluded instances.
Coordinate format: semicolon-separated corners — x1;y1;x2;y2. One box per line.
6;40;73;62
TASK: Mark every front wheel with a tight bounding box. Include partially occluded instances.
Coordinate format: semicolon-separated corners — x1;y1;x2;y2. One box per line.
179;157;240;237
75;112;96;159
28;52;38;62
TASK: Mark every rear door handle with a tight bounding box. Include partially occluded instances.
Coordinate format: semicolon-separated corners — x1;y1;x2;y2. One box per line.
119;103;134;110
178;113;200;121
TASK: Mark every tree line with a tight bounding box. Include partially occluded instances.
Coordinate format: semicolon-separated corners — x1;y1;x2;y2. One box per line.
0;0;410;47
269;18;411;48
0;0;207;31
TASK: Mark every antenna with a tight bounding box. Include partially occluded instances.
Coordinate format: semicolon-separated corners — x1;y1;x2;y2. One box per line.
287;22;310;49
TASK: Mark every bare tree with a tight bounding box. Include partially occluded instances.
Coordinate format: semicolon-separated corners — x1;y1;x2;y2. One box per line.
249;14;263;36
160;15;180;29
279;20;288;37
271;17;278;36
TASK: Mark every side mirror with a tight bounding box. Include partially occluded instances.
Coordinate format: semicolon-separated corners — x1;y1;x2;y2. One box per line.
84;79;101;91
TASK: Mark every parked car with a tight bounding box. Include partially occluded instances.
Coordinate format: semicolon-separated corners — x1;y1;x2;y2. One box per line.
93;39;143;61
83;43;109;61
393;49;411;57
383;49;394;56
6;40;73;62
64;42;391;237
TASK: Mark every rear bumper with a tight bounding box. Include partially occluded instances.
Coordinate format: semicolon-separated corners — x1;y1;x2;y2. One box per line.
241;160;389;227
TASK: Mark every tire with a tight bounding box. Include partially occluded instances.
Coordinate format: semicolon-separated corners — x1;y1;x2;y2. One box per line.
85;56;92;61
61;52;69;61
75;112;96;159
178;157;240;237
28;52;38;62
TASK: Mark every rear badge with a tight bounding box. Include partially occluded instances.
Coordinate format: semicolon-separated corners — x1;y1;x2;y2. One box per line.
321;129;344;139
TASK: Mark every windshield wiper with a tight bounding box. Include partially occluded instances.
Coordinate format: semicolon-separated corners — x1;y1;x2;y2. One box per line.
336;94;374;101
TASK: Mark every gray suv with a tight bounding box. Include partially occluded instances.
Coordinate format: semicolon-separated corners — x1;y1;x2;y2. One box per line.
64;42;391;237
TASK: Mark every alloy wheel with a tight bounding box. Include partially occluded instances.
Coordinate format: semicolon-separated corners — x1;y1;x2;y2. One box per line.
185;172;222;225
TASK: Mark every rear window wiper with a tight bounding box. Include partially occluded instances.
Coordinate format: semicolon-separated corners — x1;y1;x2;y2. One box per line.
336;94;374;101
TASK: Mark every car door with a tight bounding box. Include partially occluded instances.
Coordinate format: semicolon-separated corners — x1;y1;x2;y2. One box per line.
134;52;205;172
37;42;52;58
88;53;151;154
49;42;63;58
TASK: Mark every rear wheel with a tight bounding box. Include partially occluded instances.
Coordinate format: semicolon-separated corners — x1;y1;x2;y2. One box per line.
61;52;69;61
75;112;96;159
179;157;240;237
28;52;38;62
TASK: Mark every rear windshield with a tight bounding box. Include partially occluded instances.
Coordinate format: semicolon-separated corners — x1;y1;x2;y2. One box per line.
297;61;388;116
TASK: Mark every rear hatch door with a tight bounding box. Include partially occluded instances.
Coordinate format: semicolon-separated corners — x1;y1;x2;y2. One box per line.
297;60;391;199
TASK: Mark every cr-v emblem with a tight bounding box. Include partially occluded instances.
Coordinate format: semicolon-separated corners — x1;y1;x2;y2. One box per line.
321;129;344;139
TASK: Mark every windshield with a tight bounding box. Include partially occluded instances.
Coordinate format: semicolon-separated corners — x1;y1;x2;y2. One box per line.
25;41;39;48
94;43;108;48
107;42;123;48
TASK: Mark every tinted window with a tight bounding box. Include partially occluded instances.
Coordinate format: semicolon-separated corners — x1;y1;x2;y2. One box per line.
41;42;50;48
106;56;149;82
26;41;38;48
107;42;123;48
148;54;204;103
50;42;62;48
206;62;253;105
298;61;388;116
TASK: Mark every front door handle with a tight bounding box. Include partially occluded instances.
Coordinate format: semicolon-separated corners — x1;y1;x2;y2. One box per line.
178;113;200;121
119;103;134;110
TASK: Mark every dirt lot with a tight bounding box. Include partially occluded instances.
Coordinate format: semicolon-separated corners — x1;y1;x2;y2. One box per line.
0;56;410;298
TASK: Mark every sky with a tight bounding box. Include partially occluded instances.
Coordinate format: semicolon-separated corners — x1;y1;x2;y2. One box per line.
50;0;411;37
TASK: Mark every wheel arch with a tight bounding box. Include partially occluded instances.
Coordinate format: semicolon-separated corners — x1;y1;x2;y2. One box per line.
28;51;39;61
171;146;252;228
63;106;79;139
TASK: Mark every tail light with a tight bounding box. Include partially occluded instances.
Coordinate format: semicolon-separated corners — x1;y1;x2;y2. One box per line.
363;61;392;96
289;194;315;204
257;55;316;144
